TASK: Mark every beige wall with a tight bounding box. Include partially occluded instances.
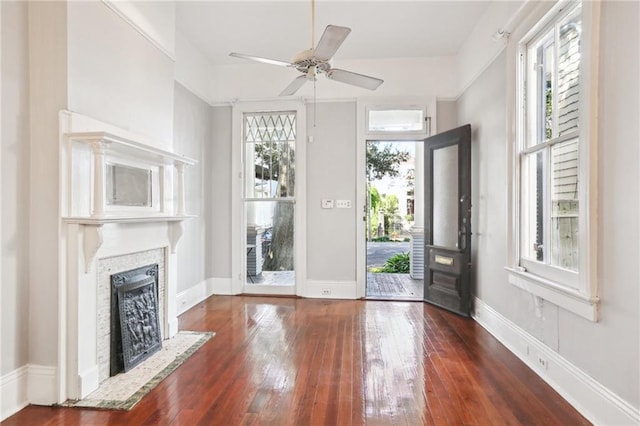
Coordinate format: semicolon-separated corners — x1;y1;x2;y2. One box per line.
435;100;457;133
210;106;233;278
1;0;30;375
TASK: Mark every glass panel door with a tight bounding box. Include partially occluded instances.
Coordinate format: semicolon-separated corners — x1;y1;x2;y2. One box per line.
243;112;296;290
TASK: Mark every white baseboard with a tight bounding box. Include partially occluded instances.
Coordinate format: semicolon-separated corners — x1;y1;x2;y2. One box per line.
473;297;640;426
27;364;57;406
1;365;28;421
77;365;99;399
177;277;231;315
305;280;357;299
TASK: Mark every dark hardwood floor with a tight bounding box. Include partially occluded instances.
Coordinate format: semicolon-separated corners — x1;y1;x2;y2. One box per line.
4;296;589;425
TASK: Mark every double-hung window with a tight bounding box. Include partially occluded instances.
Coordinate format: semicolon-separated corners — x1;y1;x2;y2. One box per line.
509;0;599;320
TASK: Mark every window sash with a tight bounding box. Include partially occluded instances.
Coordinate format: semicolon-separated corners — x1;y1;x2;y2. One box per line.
519;0;582;282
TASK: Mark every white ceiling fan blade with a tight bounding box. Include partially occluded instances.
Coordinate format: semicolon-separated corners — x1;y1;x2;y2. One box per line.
229;52;293;67
280;75;308;96
326;69;384;90
314;25;351;61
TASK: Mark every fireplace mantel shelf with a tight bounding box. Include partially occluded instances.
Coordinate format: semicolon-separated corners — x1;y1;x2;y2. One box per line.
63;215;196;225
65;131;197;166
65;215;194;273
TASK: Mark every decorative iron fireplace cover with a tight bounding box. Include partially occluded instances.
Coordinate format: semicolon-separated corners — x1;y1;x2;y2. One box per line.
111;264;162;375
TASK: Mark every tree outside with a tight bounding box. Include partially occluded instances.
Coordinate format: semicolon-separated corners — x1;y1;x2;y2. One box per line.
366;142;413;241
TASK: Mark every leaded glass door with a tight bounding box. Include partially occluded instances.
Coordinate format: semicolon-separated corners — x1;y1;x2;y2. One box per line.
243;112;296;291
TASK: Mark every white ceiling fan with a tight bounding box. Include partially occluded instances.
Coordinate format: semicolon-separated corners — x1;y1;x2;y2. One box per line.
229;0;383;96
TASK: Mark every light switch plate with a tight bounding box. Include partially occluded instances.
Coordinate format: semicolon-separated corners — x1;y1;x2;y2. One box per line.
321;199;334;209
336;200;352;208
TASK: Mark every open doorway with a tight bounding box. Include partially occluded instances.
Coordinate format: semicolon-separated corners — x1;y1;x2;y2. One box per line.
366;140;424;300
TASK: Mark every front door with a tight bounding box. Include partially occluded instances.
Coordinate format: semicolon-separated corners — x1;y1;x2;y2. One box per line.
424;124;472;316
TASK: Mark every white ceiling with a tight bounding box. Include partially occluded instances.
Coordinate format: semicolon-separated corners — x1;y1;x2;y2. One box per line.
176;1;492;66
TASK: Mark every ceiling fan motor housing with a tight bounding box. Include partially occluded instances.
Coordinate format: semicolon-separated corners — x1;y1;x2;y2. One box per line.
292;49;331;75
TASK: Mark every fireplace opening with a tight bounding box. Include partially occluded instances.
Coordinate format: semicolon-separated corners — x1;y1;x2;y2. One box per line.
110;264;162;376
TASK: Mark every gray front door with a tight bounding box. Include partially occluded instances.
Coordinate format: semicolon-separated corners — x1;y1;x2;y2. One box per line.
423;124;472;316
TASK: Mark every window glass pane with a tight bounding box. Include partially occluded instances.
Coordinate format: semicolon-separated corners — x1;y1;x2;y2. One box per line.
245;200;295;284
557;5;581;136
368;109;423;132
432;144;459;248
543;40;554;141
245;141;295;198
530;31;554;145
550;138;579;270
522;151;546;262
244;113;296;199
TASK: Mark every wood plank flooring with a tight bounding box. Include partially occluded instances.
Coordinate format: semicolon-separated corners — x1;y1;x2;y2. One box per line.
366;273;423;300
4;296;590;425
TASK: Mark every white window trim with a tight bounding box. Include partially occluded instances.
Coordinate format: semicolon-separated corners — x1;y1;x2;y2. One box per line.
231;100;307;296
505;0;600;321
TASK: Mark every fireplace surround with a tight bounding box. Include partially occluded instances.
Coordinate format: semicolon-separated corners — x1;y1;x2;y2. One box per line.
59;111;197;401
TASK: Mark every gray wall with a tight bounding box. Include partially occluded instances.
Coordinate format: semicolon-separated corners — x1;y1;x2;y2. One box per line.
456;1;639;408
306;102;357;282
210;106;233;278
173;83;212;293
208;101;359;283
1;0;30;375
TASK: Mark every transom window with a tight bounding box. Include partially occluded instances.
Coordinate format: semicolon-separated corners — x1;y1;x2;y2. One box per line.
367;107;426;133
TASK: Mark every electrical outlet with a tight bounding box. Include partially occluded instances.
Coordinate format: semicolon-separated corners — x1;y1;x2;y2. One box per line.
537;355;548;370
336;200;352;208
322;289;331;295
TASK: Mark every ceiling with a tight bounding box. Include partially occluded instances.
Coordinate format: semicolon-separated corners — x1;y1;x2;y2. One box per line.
176;1;492;67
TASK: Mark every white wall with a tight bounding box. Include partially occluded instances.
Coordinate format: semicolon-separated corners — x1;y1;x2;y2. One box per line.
456;0;528;95
67;1;175;148
173;82;212;293
102;0;176;58
175;32;214;106
456;0;639;418
1;0;29;376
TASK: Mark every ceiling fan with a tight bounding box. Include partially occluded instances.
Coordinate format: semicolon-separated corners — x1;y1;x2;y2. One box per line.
229;1;383;96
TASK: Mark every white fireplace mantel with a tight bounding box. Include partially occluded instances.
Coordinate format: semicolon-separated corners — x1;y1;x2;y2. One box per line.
64;216;195;273
59;112;198;401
